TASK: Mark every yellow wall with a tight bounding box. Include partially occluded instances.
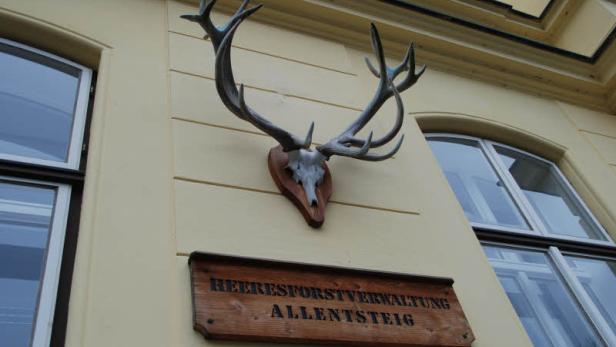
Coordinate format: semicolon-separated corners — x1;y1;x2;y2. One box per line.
1;0;616;346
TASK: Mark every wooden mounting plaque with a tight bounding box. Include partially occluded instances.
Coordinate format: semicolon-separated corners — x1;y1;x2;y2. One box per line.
189;253;475;346
267;145;332;228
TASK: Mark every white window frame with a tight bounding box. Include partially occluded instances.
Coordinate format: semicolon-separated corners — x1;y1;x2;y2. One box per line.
550;249;616;346
0;37;92;170
483;241;613;346
426;133;616;346
486;140;612;244
0;175;71;347
425;133;614;245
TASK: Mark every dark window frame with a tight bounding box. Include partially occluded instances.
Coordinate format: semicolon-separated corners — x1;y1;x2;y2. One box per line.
0;37;94;347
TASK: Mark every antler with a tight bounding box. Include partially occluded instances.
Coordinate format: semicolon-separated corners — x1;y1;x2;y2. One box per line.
182;1;425;158
181;0;314;152
316;24;425;161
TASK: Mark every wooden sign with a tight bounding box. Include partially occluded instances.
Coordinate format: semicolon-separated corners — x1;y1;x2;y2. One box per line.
189;253;475;347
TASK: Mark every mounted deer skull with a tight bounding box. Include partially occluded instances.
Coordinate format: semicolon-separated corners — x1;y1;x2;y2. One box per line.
182;0;425;227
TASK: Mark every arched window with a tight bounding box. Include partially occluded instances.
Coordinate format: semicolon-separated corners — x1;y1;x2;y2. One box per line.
0;38;92;347
426;133;616;347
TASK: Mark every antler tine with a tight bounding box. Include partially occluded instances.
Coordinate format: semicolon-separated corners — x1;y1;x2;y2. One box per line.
180;0;251;51
392;44;414;79
364;38;425;94
364;56;380;78
360;135;405;161
370;23;389;89
365;42;412;79
214;7;313;151
395;43;426;92
319;132;374;159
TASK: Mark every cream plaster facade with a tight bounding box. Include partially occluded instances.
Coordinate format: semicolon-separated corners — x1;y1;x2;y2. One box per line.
1;0;616;346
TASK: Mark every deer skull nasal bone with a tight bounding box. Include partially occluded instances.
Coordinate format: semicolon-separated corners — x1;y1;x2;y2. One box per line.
287;149;326;205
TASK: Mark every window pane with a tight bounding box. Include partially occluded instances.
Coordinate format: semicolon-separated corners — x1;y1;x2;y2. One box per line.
0;43;81;163
484;245;604;347
564;255;616;334
494;146;606;241
0;180;56;347
427;137;529;230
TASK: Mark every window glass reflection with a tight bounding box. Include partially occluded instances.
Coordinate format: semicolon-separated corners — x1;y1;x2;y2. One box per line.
0;44;80;163
0;180;55;347
564;255;616;334
484;245;604;347
428;137;529;230
494;146;606;241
